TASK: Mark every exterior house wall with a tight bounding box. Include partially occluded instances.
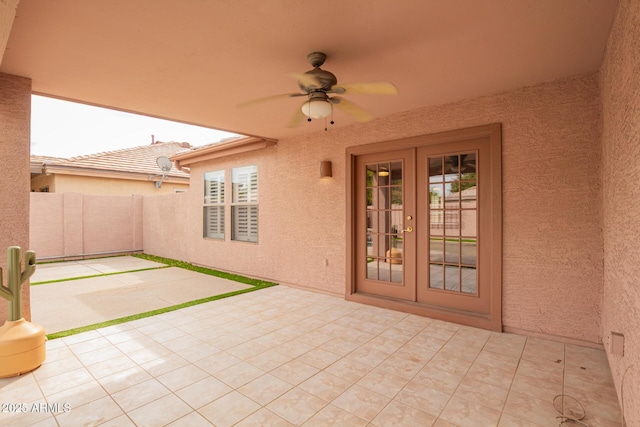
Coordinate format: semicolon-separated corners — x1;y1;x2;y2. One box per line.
144;72;603;345
600;0;640;423
31;174;188;195
29;192;143;259
0;73;31;322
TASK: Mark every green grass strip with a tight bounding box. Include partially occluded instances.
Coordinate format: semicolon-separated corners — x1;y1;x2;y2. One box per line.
133;253;277;287
46;285;276;340
31;266;170;286
45;254;279;340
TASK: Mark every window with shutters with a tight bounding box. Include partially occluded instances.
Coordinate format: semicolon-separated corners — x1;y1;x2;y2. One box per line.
203;170;225;239
231;165;258;242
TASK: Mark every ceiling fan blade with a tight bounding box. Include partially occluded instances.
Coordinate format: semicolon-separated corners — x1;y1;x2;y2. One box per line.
330;82;398;95
288;72;322;89
287;103;308;128
237;92;305;108
332;96;374;122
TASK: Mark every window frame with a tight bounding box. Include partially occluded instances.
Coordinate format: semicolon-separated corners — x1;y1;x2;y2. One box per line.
202;165;259;243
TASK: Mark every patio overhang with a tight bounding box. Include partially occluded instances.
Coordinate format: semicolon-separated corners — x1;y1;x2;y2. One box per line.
171;136;277;170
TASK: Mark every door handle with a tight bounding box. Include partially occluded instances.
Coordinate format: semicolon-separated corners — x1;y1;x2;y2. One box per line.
402;226;413;233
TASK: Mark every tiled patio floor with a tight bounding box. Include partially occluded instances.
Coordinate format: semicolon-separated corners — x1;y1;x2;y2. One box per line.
0;286;621;426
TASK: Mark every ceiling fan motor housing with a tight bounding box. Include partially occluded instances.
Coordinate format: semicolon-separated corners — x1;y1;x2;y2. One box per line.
298;68;338;92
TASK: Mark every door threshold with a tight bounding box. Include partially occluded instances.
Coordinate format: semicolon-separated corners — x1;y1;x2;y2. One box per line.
346;292;501;332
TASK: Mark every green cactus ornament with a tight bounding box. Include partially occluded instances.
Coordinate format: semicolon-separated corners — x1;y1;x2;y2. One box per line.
0;246;37;320
0;246;45;378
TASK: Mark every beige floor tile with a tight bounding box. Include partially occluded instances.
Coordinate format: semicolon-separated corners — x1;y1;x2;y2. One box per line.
0;375;45;404
175;376;232;409
68;336;113;355
321;337;363;355
140;353;190;377
237;373;293;406
345;344;392;368
54;396;123;427
110;378;170;412
324;358;372;383
156;364;209;391
226;340;270;359
376;353;425;379
413;364;464;394
45;380;108;409
199;390;262;426
234;408;294;427
372;400;438;427
245;348;293;371
115;336;160;354
296;347;342;369
426;353;473;377
166;411;215;427
439;395;501;427
270;359;320;385
267;387;328;425
214;361;265;388
85;354;138;379
464;363;515;389
395;379;451;417
304;404;369;426
515;359;563;384
453;377;509;410
194;351;241;375
331;384;390;422
433;419;460;427
298;371;354;401
357;368;411;399
95;414;137;427
474;350;520;372
483;333;526;358
498;413;546;426
127;393;192;427
503;390;560;426
37;367;95;396
126;343;174;365
0;398;52;427
98;366;152;394
510;372;563;401
104;329;146;345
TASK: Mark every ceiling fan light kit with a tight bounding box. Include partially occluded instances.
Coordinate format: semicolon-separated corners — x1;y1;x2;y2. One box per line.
238;52;398;129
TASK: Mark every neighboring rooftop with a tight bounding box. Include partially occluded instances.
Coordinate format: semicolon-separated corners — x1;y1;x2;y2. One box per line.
30;141;193;179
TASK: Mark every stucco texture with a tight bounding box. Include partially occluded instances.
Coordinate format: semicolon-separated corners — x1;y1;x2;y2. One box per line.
30;193;144;259
0;73;31;322
600;0;640;424
144;72;604;345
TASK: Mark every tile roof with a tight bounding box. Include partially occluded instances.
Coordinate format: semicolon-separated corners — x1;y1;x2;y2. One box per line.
31;142;192;179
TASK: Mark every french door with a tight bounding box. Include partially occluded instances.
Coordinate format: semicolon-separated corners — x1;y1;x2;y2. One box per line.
349;125;501;330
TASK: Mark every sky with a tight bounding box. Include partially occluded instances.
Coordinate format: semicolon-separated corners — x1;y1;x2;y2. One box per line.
30;95;239;158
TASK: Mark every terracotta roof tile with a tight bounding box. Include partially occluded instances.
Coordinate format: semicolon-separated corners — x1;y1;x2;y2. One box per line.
32;142;192;178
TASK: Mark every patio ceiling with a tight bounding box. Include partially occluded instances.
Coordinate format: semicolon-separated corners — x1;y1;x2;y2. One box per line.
1;0;619;140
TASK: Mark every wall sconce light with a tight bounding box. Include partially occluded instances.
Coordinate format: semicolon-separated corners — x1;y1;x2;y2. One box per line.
320;160;332;179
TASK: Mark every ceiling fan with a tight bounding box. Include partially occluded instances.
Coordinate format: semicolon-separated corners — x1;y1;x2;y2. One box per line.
238;52;398;128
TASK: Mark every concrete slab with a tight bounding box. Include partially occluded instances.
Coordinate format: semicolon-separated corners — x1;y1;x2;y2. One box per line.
31;256;167;283
29;260;254;334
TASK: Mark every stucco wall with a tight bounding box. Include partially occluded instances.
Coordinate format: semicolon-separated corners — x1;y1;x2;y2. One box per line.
143;72;603;344
0;73;31;322
600;0;640;423
31;174;188;195
29;192;143;259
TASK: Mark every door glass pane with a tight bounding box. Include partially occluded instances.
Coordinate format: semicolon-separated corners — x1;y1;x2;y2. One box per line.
427;151;479;295
444;239;460;263
462;239;477;267
461;267;477;294
365;160;403;285
429;264;443;289
445;265;460;291
430;238;443;262
367;259;378;280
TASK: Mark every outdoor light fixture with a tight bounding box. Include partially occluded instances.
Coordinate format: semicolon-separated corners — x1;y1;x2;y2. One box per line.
302;98;333;119
378;167;390;177
320;160;332;178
